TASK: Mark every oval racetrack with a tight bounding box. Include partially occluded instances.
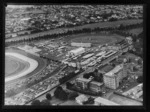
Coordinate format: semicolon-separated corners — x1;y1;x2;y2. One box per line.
5;52;38;82
5;48;47;85
5;55;30;77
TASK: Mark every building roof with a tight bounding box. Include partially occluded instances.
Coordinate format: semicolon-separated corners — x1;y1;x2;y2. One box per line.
105;64;123;77
76;77;91;82
83;53;94;59
94;97;120;105
96;51;106;57
76;94;88;102
100;65;114;73
70;47;85;54
90;81;103;86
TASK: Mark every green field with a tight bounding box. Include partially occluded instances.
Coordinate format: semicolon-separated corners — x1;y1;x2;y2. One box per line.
66;33;124;46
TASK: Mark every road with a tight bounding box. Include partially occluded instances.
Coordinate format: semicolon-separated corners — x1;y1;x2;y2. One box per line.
26;67;93;105
26;45;130;105
6;19;142;43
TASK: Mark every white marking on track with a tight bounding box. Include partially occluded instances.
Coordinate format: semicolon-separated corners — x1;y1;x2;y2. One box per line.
5;52;38;82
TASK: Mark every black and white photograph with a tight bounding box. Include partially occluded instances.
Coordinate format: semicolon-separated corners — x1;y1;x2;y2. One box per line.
4;4;144;106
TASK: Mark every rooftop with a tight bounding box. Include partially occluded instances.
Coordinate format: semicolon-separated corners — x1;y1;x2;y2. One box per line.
99;65;114;73
76;77;91;82
90;81;103;86
105;64;123;77
69;47;85;54
94;97;120;105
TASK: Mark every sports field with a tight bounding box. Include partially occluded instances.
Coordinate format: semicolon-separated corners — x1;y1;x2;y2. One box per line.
68;33;124;46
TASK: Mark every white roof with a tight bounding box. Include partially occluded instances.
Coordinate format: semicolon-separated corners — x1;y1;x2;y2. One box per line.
76;77;91;82
94;97;120;105
76;95;88;102
70;47;85;54
83;53;94;59
96;51;106;56
105;64;123;77
21;18;31;21
90;81;103;86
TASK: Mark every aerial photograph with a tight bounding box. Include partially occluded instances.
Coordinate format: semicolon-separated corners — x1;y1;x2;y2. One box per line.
5;5;143;106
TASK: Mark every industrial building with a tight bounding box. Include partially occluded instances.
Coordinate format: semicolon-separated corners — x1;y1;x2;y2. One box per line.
103;64;127;89
75;77;103;93
68;47;85;57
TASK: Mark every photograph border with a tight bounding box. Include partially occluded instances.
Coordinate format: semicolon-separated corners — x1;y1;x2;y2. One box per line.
1;0;148;111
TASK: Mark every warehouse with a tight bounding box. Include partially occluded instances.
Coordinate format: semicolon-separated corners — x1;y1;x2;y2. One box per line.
68;47;85;57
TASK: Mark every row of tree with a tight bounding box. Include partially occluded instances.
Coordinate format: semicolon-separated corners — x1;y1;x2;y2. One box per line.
31;93;52;105
5;21;143;47
53;86;79;101
58;71;78;84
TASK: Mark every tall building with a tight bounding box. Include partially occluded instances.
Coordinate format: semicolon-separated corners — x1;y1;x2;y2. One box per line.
103;64;127;89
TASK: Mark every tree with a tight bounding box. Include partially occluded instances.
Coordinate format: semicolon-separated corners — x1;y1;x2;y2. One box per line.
54;86;63;98
46;93;52;100
68;92;79;100
109;17;117;22
66;82;74;89
41;99;51;105
58;90;68;101
137;76;143;83
137;59;143;65
82;97;94;105
31;100;41;105
98;91;103;96
133;66;138;72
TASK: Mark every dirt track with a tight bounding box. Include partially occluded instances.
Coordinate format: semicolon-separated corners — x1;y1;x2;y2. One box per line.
5;52;38;82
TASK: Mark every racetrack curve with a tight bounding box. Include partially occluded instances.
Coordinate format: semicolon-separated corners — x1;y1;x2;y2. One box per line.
5;52;38;82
